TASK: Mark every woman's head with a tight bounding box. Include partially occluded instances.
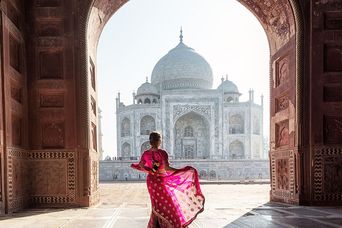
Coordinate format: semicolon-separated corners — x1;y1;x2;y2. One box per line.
149;131;161;148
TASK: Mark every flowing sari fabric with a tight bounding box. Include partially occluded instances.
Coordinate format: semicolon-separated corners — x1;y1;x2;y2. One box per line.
131;149;205;228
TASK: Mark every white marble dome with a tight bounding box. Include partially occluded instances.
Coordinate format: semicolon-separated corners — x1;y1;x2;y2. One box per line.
137;81;158;95
217;79;240;94
151;37;213;90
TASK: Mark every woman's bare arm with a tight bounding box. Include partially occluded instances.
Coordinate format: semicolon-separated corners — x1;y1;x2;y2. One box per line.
165;164;178;172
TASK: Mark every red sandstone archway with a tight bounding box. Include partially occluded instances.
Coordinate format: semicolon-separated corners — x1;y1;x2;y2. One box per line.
1;0;342;215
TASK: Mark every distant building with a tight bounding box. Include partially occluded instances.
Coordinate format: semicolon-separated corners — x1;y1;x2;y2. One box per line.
116;30;264;160
100;30;269;181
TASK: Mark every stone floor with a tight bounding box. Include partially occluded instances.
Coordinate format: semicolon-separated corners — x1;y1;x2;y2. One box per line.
0;183;341;228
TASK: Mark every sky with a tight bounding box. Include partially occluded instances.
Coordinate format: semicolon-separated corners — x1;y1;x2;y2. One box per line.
97;0;270;158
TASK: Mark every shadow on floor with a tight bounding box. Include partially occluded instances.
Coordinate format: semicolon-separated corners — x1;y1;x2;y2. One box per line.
0;207;85;221
224;202;342;228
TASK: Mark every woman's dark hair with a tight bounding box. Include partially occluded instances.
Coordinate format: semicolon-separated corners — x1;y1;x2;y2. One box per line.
149;131;161;147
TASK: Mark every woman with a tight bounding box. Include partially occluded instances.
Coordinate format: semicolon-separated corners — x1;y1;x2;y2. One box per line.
131;132;205;228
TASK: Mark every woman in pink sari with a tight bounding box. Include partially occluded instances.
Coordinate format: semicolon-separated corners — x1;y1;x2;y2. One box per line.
131;132;205;228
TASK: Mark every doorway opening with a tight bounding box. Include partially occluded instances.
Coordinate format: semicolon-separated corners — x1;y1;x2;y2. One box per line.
84;0;303;206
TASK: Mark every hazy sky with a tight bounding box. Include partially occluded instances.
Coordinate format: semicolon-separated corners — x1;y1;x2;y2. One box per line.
97;0;270;158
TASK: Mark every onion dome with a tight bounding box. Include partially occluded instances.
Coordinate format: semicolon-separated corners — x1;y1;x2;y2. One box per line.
137;77;159;95
217;76;240;94
151;28;213;90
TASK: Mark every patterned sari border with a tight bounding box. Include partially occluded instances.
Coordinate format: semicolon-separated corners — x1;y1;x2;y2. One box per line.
152;208;173;228
183;196;205;227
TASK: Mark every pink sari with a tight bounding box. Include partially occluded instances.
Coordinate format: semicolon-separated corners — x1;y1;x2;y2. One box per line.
131;149;205;228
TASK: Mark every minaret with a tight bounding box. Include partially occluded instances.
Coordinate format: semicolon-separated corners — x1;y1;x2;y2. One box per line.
115;92;120;158
220;75;224;159
98;108;104;160
248;89;253;159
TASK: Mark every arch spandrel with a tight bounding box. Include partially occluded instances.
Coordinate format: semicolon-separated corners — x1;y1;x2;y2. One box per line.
238;0;296;54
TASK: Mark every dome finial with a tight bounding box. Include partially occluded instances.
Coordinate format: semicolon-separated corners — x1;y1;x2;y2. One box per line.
226;74;228;81
221;76;224;83
146;76;148;83
179;26;183;43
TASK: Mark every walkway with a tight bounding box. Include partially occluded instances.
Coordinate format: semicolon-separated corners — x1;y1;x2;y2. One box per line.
0;183;341;227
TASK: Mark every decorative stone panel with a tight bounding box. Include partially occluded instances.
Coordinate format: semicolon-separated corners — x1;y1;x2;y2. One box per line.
313;146;342;201
91;96;96;116
90;58;96;91
276;158;289;190
324;116;342;145
7;149;30;212
11;85;22;104
30;160;67;195
323;84;342;102
173;104;211;123
41;122;65;148
275;93;289;113
91;122;97;151
270;149;296;202
324;11;342;30
40;93;64;108
238;0;295;53
324;44;342;72
29;150;76;205
39;51;63;79
276;56;289;87
37;37;64;48
12;115;22;146
7;2;20;29
36;20;62;37
275;120;289;148
35;0;62;7
91;160;98;193
9;35;21;73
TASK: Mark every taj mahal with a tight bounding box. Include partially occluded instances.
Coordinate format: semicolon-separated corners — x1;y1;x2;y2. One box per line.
100;30;269;181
